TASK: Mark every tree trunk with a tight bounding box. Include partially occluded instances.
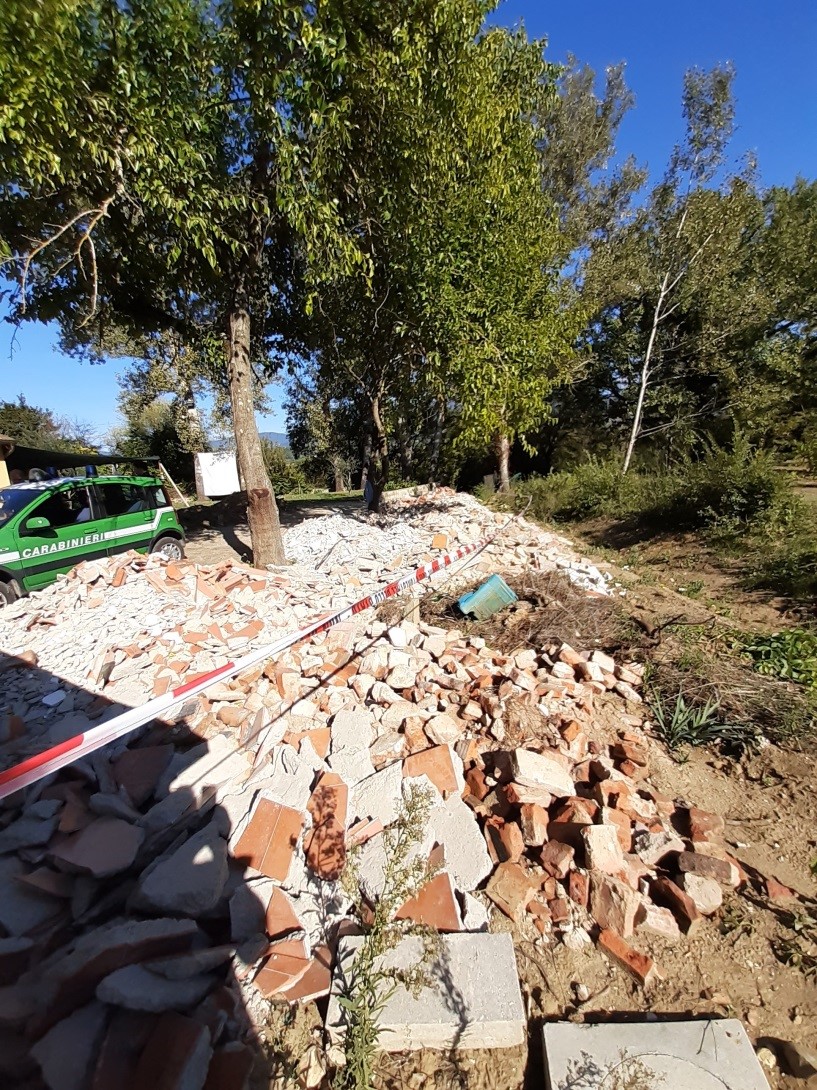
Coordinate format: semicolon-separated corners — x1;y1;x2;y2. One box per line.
622;269;670;475
494;431;511;492
395;416;412;479
359;431;372;491
227;305;285;566
332;457;344;493
367;396;390;513
428;396;445;484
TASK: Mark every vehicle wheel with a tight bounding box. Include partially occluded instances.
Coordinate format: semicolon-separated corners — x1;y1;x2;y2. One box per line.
151;536;185;561
0;580;21;607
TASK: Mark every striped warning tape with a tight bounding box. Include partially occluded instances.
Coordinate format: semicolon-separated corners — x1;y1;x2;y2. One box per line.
0;522;511;801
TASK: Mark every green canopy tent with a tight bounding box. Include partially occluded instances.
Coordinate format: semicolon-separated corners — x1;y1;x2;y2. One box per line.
0;435;159;486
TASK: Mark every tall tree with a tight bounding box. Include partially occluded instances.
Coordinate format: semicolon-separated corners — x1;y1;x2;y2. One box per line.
421;30;582;489
0;0;365;565
613;65;737;472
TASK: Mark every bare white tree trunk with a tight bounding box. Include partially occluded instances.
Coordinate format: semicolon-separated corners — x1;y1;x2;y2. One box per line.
622;200;699;475
622;269;670;474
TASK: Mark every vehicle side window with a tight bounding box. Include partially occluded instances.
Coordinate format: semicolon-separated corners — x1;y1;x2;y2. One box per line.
149;485;166;509
28;487;94;529
98;483;149;516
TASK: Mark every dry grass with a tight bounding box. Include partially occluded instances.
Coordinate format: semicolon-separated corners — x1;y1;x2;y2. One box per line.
416;570;635;658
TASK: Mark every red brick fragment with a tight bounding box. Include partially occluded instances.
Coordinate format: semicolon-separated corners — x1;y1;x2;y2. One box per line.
486;862;537;922
598;928;659;989
766;875;795;903
519;803;549;847
650;877;702;935
568;870;589;910
540;840;575;879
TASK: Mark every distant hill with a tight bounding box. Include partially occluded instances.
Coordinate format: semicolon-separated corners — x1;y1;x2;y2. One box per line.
260;432;290;449
212;431;290;452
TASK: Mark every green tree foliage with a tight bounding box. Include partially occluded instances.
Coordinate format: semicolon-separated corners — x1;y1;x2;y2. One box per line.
109;399;194;490
0;395;96;454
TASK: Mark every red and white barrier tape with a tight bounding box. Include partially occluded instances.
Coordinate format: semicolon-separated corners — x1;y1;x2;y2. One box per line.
0;526;508;800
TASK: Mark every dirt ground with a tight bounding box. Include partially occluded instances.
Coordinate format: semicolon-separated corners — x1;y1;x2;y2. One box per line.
181;496;364;567
180;497;817;1089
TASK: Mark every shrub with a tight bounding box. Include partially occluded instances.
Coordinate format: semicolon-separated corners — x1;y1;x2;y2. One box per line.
648;689;760;755
679;436;801;535
261;440;309;495
508;438;806;539
742;629;817;689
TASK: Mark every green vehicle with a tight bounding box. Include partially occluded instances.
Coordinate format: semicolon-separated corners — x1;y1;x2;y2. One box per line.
0;472;185;606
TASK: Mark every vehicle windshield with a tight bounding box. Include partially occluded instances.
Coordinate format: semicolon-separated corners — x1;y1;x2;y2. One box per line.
0;487;40;527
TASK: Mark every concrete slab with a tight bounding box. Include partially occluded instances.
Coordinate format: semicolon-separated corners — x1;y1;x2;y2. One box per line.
327;932;525;1053
542;1018;770;1090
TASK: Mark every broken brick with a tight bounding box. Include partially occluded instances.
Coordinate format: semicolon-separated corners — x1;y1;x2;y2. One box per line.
677;850;735;886
598;928;659;989
590;874;642;938
568;869;589;910
486;861;537;922
650;877;702;935
540;840;575;880
581;824;624;876
766;875;795;903
519;803;549;847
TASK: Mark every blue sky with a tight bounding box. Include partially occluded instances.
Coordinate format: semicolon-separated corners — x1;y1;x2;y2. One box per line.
2;0;815;442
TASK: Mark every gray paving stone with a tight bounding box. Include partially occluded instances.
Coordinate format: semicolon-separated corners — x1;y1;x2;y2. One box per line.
327;932;524;1053
542;1018;770;1089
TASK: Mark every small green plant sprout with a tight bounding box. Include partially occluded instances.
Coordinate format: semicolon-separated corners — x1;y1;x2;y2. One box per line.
775;905;817;980
335;784;440;1090
679;579;705;598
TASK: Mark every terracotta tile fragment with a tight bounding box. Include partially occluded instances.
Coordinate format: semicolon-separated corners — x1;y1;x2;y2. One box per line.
253;937;311;998
265;888;303;940
203;1045;254;1090
131;1011;211;1090
279;945;333;1004
304;773;348;881
402;746;461;796
233;799;304;882
396;871;462;933
113;745;173;807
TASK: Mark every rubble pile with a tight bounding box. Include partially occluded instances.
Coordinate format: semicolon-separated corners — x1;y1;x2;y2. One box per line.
0;490;739;1089
281;489;616;596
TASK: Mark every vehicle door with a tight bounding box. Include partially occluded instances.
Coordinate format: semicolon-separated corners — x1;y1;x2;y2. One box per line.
93;480;157;557
16;483;106;591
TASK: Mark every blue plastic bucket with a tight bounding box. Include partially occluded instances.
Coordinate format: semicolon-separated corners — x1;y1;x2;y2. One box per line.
458;574;518;621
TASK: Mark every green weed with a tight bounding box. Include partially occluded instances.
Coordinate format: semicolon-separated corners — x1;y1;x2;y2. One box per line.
679;579;705;598
334;785;439;1090
720;899;755;939
741;629;817;689
649;689;760;754
774;905;817;980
